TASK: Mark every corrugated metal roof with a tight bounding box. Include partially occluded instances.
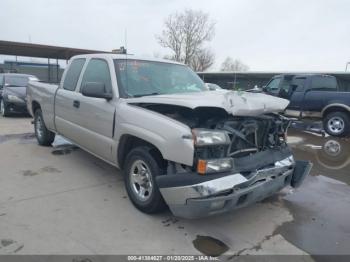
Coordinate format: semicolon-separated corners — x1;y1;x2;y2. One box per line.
0;40;111;60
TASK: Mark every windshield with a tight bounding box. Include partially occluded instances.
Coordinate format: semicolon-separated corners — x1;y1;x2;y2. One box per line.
265;77;282;94
114;59;206;97
5;75;38;87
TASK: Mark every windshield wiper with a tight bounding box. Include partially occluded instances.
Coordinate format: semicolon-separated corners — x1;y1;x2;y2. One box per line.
132;92;160;98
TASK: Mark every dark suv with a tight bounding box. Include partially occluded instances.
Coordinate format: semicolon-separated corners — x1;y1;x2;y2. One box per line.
264;74;350;137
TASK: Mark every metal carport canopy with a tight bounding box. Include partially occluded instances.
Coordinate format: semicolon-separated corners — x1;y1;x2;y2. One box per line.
0;40;110;60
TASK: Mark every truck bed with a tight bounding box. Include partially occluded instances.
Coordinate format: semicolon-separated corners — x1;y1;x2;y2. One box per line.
26;81;58;132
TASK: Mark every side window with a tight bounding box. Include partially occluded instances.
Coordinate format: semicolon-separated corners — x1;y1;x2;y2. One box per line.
62;58;86;91
292;78;306;92
0;75;3;88
311;76;337;90
80;59;112;94
279;79;292;93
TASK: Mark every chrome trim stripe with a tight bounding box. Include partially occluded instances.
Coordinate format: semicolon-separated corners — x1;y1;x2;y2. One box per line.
301;111;322;118
284;109;301;118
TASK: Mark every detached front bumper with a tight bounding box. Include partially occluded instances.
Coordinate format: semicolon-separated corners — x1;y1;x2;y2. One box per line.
157;156;312;219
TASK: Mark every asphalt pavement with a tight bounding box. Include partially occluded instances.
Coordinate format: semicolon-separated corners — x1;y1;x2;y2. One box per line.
0;116;349;260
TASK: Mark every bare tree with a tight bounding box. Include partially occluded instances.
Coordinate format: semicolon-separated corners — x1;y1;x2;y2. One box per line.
157;9;215;69
190;48;215;71
221;57;249;72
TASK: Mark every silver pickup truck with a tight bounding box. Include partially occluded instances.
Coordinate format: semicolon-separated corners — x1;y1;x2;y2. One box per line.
27;54;312;218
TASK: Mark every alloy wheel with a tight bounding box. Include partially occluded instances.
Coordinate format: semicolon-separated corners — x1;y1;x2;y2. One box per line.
129;160;153;201
327;116;345;135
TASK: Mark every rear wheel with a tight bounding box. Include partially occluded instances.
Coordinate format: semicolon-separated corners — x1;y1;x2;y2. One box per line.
323;111;350;137
124;146;167;214
0;99;9;117
34;109;55;146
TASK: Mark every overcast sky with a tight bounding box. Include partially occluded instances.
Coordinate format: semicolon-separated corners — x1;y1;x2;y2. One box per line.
1;0;349;71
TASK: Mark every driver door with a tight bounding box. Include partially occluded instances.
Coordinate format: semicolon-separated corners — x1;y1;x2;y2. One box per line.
286;77;307;117
73;58;116;162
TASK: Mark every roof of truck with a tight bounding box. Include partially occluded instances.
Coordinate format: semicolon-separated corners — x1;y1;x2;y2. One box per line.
71;53;183;65
272;73;334;78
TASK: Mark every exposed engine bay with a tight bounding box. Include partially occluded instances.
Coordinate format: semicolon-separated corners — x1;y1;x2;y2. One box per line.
128;98;311;219
132;103;291;163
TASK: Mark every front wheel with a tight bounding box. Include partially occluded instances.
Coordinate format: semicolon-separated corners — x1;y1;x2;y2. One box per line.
323;112;350;137
34;109;55;146
124;146;167;214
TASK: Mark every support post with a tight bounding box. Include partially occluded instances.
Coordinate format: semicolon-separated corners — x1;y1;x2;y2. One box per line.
56;58;59;83
48;58;50;83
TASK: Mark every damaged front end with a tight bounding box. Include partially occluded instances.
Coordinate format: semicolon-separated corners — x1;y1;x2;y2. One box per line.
132;101;312;219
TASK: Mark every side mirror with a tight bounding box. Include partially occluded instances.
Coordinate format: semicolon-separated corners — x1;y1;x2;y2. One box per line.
291;84;298;91
81;82;113;100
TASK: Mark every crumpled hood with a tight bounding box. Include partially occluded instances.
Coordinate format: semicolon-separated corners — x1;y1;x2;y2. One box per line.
127;90;290;116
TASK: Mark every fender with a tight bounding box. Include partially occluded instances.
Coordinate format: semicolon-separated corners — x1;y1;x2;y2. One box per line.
322;103;350;116
115;102;195;167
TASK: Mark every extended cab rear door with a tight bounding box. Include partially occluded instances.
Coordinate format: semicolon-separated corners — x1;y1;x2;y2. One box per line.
55;58;87;145
301;75;338;116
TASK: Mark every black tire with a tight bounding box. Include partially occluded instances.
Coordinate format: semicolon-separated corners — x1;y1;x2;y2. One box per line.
34;109;55;146
323;111;350;137
124;146;167;214
0;99;9;117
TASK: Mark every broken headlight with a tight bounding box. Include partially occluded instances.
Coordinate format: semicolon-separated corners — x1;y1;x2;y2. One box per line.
192;129;230;146
192;129;232;174
197;158;233;174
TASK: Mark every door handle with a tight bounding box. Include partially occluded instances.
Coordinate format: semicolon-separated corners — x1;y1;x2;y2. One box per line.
73;100;80;108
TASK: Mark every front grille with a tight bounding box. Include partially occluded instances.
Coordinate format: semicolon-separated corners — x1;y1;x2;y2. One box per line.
219;115;289;158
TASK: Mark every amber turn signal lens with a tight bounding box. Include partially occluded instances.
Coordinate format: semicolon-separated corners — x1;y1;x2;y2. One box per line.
197;159;207;175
